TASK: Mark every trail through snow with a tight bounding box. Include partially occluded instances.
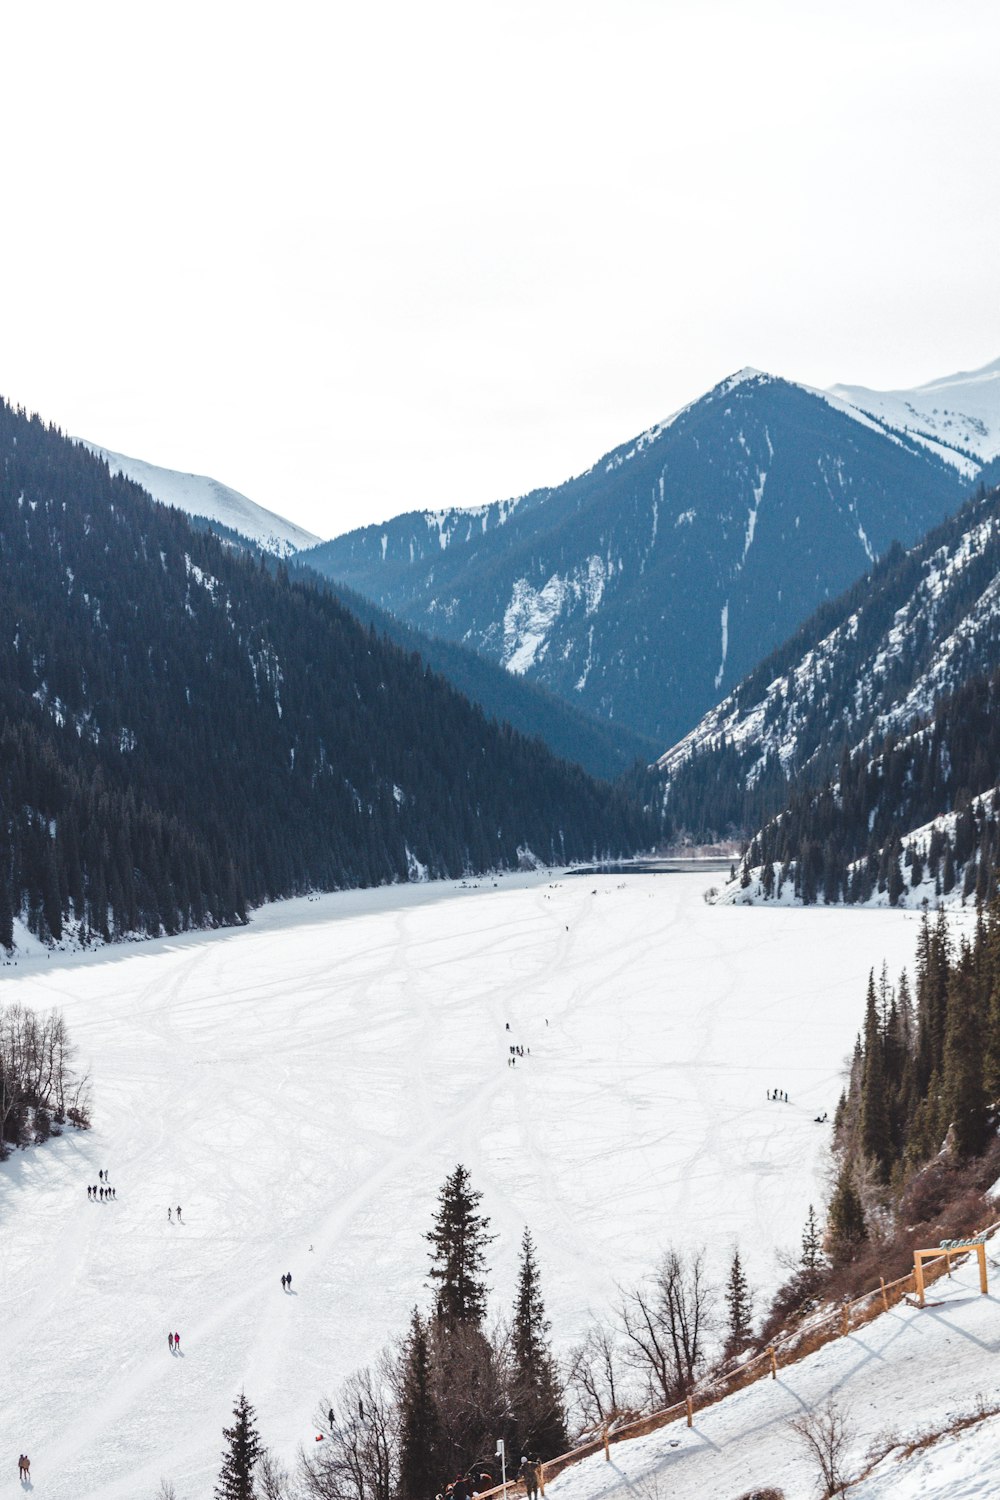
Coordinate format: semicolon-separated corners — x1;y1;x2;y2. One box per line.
1;872;922;1498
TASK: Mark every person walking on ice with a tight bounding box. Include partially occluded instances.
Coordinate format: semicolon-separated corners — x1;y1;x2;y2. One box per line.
18;1454;30;1483
168;1207;172;1222
176;1205;182;1221
174;1330;180;1350
168;1332;175;1352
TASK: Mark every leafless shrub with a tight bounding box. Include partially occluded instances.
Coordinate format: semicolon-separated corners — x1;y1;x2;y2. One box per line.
258;1447;296;1499
789;1400;854;1497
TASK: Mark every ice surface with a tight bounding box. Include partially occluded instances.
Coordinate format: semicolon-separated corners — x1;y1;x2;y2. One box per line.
1;873;920;1497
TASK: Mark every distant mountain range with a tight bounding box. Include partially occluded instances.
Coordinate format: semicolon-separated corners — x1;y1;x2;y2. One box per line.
78;441;320;556
831;356;1000;473
302;366;982;744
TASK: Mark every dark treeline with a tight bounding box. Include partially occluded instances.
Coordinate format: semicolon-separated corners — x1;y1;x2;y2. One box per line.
0;1002;90;1155
0;401;654;947
758;902;1000;1339
737;671;1000;906
834;906;1000;1201
197;516;658;784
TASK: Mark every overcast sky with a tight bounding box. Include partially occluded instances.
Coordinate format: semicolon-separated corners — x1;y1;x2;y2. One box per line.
2;1;997;540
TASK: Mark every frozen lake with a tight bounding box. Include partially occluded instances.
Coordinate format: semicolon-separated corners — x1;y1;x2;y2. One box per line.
0;870;929;1498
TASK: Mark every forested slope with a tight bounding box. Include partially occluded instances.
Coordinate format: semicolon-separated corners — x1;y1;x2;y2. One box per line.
0;403;651;946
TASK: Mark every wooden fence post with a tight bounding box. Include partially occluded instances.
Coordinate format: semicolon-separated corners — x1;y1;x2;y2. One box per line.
602;1427;609;1462
538;1466;546;1496
978;1242;989;1296
685;1396;693;1428
769;1345;777;1379
880;1276;889;1313
841;1302;850;1336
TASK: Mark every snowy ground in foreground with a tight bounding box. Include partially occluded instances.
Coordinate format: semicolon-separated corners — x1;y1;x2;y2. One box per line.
1;871;930;1499
552;1251;1000;1500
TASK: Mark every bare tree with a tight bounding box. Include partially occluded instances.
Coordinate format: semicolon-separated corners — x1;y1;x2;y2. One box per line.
789;1400;854;1497
565;1322;628;1426
299;1363;396;1500
618;1249;713;1406
257;1447;297;1499
154;1481;177;1500
0;1003;90;1156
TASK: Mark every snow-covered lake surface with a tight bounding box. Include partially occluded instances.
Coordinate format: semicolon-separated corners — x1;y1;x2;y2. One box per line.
1;871;928;1498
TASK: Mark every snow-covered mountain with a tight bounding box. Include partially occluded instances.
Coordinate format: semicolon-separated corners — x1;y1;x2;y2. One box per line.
79;441;320;556
658;478;1000;906
657;486;1000;787
302;370;970;745
832;354;1000;473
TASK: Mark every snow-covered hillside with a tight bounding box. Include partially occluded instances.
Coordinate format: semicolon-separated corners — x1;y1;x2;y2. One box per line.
832;354;1000;470
79;442;320;556
1;872;922;1498
304;371;966;745
657;484;1000;785
547;1249;1000;1500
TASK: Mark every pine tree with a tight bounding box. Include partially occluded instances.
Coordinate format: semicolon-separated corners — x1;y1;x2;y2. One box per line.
510;1228;567;1457
860;971;892;1177
426;1164;494;1329
398;1310;443;1500
723;1247;754;1358
826;1165;867;1266
800;1204;824;1276
215;1392;263;1500
943;945;990;1158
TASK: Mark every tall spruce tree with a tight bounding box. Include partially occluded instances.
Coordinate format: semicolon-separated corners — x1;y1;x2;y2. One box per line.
801;1205;824;1277
214;1392;263;1500
510;1228;567;1458
826;1164;867;1265
860;971;892;1177
943;943;990;1158
398;1310;443;1500
722;1247;754;1358
426;1164;494;1329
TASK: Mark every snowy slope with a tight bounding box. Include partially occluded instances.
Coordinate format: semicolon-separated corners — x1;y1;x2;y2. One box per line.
832;355;1000;471
657;485;1000;785
304;372;966;745
0;873;922;1499
79;442;320;556
546;1250;1000;1500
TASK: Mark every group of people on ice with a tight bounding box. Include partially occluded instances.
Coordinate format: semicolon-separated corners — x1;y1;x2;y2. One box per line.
767;1088;790;1102
88;1166;115;1200
167;1331;182;1353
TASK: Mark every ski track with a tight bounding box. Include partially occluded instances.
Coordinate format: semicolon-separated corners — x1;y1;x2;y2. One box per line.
0;872;922;1499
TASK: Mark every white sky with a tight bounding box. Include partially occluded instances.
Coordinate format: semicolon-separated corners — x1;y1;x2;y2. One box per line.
1;0;998;540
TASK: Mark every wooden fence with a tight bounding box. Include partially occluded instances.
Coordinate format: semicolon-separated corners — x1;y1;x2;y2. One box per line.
473;1218;1000;1500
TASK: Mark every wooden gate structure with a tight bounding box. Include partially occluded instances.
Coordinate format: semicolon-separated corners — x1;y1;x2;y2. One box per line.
913;1235;989;1308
